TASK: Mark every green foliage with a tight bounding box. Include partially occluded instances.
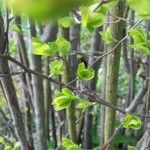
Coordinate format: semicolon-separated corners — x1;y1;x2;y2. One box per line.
7;0;86;20
62;138;81;150
81;6;105;31
123;114;142;130
52;88;76;111
0;136;20;150
129;29;150;55
50;60;65;76
128;145;137;150
56;37;71;55
32;38;56;56
77;63;95;80
58;16;75;28
76;100;93;112
99;27;116;44
112;134;137;149
32;37;71;56
127;0;150;18
81;0;117;31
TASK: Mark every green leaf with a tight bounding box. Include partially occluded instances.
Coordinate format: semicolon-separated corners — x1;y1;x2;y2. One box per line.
62;88;75;99
62;138;75;148
77;63;95;80
123;114;142;130
130;43;150;55
99;27;116;44
52;96;72;111
129;29;146;43
7;0;85;21
76;100;93;111
50;60;65;75
52;88;76;111
127;0;150;19
62;138;81;150
128;146;137;150
58;16;75;28
67;145;81;150
81;6;105;31
32;38;57;57
56;37;71;55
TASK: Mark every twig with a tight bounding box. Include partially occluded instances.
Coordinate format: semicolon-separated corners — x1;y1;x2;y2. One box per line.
93;0;109;12
100;124;122;150
0;70;24;77
89;19;143;67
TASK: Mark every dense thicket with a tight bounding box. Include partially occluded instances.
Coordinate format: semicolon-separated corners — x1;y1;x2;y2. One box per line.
0;0;150;150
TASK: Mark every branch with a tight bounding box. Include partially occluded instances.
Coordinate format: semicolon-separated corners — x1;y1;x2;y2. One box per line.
89;19;143;67
83;88;150;118
93;0;109;12
125;81;148;113
100;124;122;150
0;70;24;77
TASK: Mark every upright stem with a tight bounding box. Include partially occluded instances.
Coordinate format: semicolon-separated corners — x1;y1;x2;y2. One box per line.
104;1;125;149
29;20;47;150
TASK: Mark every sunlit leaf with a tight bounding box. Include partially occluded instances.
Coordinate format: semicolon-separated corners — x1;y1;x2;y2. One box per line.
76;100;93;111
99;27;116;44
77;63;95;80
127;0;150;19
56;37;71;55
123;114;142;130
130;43;150;55
128;146;137;150
62;138;81;150
7;0;86;20
50;60;65;75
81;6;105;31
52;96;72;111
129;29;146;43
62;88;76;99
58;16;75;28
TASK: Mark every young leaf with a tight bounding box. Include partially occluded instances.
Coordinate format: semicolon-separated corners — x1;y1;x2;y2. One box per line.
77;63;95;80
99;27;116;44
81;6;105;31
68;145;81;150
76;100;93;111
130;43;150;55
50;60;65;75
62;88;75;99
52;96;72;111
62;138;81;150
123;114;142;130
129;29;145;43
32;38;57;57
128;146;137;150
127;0;150;19
58;16;75;28
56;37;71;55
62;138;75;148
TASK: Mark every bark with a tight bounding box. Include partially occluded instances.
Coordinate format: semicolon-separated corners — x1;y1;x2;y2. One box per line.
0;13;30;150
61;26;79;142
15;17;34;148
41;23;58;144
104;1;125;149
29;20;47;150
84;27;103;149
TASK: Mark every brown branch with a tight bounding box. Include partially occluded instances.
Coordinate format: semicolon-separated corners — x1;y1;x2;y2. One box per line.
0;70;24;77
